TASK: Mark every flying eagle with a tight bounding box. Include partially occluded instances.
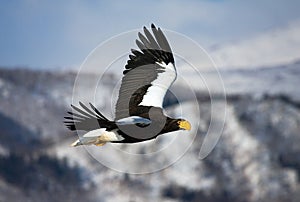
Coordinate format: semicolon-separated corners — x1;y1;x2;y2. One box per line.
64;24;191;147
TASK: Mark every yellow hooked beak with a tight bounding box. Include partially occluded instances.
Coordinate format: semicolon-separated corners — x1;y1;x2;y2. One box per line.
178;120;191;131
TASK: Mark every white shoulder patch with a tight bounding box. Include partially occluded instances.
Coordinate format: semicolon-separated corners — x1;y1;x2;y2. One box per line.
138;62;176;108
116;116;151;125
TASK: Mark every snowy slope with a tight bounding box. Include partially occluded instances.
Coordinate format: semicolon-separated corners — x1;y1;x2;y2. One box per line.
210;20;300;69
0;65;300;202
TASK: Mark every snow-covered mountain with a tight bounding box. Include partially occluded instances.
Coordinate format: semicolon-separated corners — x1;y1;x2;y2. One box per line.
210;20;300;69
0;61;300;201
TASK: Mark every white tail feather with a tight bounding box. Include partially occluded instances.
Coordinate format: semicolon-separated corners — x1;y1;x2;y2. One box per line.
70;129;124;147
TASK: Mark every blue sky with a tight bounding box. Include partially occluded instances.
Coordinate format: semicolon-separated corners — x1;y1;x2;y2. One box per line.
1;0;300;69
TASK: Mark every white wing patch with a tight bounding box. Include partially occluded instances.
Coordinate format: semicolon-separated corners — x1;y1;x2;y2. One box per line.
138;62;177;108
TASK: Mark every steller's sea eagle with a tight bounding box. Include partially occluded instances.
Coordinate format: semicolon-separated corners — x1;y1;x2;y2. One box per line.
64;24;191;146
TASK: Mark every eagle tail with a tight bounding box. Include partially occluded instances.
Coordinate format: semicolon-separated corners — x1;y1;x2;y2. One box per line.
70;137;106;147
70;128;107;147
70;128;123;147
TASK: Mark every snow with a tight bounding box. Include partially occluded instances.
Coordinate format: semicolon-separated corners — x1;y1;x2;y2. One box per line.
210;20;300;69
1;66;300;201
176;60;300;102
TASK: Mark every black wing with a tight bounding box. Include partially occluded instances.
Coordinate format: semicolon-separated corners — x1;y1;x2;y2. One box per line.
115;24;176;120
64;102;116;131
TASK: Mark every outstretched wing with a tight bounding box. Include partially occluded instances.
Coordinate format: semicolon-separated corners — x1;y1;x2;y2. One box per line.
115;24;176;120
64;102;116;131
